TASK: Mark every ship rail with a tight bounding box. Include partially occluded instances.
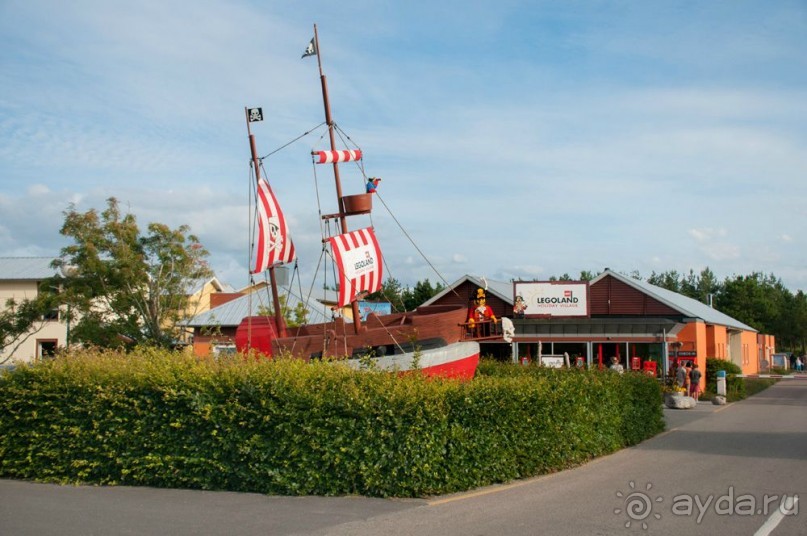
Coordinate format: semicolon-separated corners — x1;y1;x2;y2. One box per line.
460;320;503;341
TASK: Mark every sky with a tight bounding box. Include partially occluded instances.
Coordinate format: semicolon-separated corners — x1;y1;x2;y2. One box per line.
1;0;806;295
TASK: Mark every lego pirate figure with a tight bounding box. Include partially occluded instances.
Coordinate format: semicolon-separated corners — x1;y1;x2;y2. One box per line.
513;295;527;318
468;288;497;336
366;177;382;193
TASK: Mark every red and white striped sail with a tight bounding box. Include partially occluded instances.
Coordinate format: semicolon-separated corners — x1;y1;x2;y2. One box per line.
313;149;362;164
328;227;383;307
251;177;296;274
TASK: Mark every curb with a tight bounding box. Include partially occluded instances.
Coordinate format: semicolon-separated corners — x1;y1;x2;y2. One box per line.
736;374;807;379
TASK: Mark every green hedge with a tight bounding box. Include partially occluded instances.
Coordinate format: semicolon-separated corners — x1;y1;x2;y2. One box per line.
0;350;663;497
705;357;746;400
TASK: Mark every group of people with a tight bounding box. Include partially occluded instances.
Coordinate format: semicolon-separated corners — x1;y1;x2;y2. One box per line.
675;361;702;400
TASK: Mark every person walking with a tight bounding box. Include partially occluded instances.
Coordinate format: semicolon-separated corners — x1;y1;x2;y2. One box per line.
689;363;702;400
675;361;687;390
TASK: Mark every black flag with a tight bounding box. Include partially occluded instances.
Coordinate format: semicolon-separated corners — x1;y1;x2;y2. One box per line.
247;108;263;122
301;37;317;58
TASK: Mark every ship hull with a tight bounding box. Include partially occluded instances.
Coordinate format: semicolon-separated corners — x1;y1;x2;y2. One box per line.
344;340;480;380
235;305;480;379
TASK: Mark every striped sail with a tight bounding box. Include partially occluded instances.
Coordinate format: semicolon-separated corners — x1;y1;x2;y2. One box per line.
251;177;295;273
328;227;383;307
313;149;362;164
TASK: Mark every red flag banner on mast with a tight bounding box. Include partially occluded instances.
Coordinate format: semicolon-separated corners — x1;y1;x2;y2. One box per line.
251;177;296;274
328;227;383;307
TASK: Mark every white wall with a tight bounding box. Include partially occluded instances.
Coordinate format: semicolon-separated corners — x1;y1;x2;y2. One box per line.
0;281;67;364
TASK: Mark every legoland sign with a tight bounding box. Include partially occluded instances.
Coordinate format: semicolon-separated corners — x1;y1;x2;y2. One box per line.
513;281;590;318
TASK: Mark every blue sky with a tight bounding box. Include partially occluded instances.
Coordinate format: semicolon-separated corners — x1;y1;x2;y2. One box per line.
1;0;806;294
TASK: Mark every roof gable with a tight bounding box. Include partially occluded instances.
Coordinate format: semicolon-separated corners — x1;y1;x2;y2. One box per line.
423;275;513;307
590;275;680;316
591;269;755;332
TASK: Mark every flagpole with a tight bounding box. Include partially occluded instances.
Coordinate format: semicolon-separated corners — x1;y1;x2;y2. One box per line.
245;107;288;339
312;24;362;333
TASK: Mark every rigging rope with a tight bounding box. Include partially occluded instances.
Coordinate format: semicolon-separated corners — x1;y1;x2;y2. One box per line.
372;192;463;301
259;122;327;160
322;247;405;355
333;123;367;179
247;117;462;357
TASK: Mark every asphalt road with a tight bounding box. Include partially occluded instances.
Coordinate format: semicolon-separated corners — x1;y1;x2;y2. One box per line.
2;381;806;535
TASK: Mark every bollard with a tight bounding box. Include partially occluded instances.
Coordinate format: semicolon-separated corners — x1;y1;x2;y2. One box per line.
716;369;726;396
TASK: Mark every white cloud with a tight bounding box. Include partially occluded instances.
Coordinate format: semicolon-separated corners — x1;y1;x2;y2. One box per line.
27;184;50;196
1;0;805;294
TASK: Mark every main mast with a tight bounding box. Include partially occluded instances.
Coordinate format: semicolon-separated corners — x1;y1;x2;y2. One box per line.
313;24;363;332
245;108;287;339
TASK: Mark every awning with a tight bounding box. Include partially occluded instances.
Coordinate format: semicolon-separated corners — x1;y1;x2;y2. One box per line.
513;317;685;340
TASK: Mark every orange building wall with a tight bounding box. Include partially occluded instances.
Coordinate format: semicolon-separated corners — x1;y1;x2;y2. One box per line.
757;334;776;372
674;321;766;386
676;321;708;392
740;330;760;375
706;324;728;359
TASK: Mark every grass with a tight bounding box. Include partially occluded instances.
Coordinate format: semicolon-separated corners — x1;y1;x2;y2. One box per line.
700;377;777;403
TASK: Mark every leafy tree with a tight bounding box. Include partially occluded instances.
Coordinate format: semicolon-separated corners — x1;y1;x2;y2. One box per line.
714;272;783;334
628;270;642;281
366;277;445;312
647;270;682;293
408;279;445;310
257;294;310;327
694;267;720;305
366;278;406;312
0;288;60;364
549;273;570;281
789;291;807;353
579;270;597;281
50;197;212;349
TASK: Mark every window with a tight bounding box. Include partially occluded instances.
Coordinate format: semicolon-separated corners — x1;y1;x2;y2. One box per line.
212;344;237;358
37;340;58;358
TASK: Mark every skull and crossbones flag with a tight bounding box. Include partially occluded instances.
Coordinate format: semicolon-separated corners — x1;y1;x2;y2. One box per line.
252;177;295;273
301;37;317;58
247;108;263;122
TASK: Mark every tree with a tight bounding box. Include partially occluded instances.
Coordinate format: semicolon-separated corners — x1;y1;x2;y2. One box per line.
714;272;783;334
579;270;597;281
366;277;445;312
0;288;60;364
789;291;807;354
50;197;212;349
408;279;445;310
257;294;310;327
647;270;682;293
366;278;407;312
694;267;720;305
